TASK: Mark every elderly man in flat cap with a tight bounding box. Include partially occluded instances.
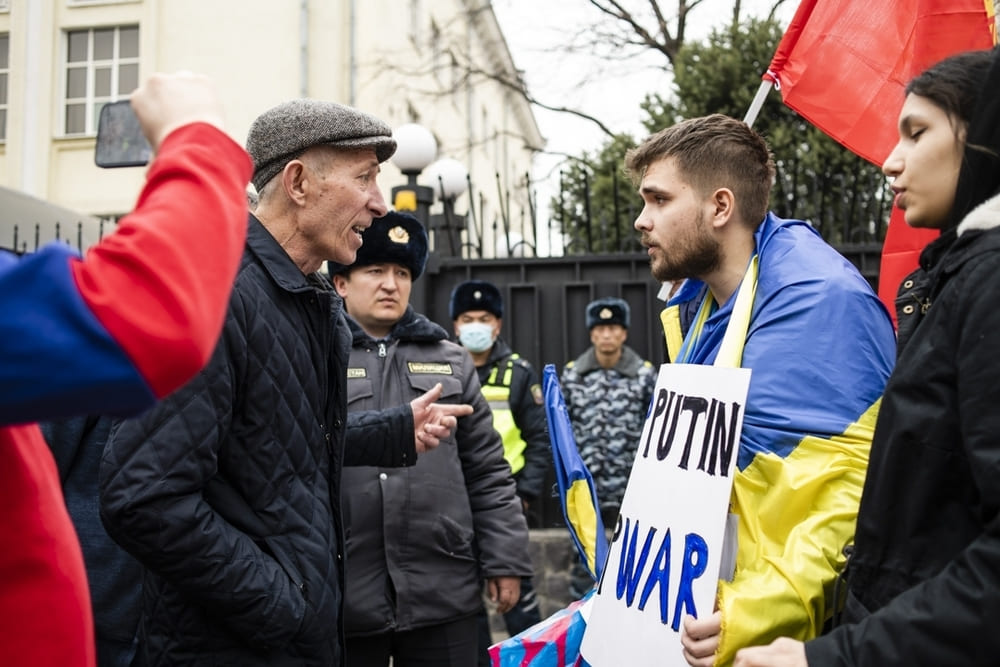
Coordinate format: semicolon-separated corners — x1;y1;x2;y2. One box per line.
330;212;531;667
100;99;472;666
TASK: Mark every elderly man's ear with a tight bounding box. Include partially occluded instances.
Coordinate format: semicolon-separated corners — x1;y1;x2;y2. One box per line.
280;159;311;205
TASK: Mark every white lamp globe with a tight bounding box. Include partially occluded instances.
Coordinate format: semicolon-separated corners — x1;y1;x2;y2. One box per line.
425;158;469;200
391;123;437;173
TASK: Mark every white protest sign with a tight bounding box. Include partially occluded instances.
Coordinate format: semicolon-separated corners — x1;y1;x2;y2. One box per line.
581;362;751;667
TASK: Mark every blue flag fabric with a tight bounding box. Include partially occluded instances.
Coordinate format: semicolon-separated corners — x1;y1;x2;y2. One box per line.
542;365;609;581
659;213;896;663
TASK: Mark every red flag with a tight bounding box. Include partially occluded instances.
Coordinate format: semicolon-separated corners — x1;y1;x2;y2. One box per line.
765;0;995;320
766;0;994;166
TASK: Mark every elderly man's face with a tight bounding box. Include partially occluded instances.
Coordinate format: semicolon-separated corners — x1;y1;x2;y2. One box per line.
300;146;389;266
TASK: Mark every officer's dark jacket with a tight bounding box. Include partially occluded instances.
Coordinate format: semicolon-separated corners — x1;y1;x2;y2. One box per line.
341;307;531;635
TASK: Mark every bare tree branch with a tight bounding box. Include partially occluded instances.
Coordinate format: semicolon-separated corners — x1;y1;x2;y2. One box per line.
585;0;711;64
458;62;619;138
766;0;793;22
365;48;619;142
367;1;787;144
587;0;677;64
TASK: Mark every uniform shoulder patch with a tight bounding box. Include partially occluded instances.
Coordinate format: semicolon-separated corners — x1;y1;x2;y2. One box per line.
530;383;543;405
407;361;453;375
347;368;366;378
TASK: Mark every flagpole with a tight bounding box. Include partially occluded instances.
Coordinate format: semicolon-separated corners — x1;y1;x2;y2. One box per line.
743;79;773;128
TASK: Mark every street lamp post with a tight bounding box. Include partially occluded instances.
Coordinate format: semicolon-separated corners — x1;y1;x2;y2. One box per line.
390;123;436;228
425;157;469;257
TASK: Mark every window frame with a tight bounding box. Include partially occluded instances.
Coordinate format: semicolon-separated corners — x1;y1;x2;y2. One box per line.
62;24;140;137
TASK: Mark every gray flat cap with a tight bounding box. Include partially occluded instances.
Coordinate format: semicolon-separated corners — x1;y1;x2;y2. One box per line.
246;98;397;191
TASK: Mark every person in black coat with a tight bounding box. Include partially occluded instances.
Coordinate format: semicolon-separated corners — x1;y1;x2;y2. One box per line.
735;46;1000;667
100;99;472;667
41;416;141;667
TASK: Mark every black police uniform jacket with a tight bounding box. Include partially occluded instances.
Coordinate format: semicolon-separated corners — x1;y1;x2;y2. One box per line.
806;195;1000;665
100;215;416;666
342;307;531;636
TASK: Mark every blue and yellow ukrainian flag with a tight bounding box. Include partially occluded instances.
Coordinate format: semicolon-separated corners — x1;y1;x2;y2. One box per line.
659;213;896;665
542;365;609;582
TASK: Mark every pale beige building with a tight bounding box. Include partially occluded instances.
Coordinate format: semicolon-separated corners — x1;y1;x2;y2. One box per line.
0;0;544;257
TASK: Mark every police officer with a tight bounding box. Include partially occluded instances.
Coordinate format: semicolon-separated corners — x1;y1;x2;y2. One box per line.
450;279;549;662
560;297;656;598
561;297;657;527
332;214;531;667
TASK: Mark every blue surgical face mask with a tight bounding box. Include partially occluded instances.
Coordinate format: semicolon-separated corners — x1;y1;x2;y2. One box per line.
458;322;495;353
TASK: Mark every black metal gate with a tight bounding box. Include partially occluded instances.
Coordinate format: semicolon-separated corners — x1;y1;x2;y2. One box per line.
409;242;883;527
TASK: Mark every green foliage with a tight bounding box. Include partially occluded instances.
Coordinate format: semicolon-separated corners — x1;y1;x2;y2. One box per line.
554;17;892;250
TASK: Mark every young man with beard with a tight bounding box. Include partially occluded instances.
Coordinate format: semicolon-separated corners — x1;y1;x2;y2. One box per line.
627;114;897;666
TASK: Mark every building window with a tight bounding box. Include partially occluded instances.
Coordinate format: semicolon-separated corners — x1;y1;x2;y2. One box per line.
0;2;9;12
64;25;139;136
0;34;8;142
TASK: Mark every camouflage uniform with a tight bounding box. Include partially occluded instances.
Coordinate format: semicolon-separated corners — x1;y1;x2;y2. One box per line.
560;345;657;523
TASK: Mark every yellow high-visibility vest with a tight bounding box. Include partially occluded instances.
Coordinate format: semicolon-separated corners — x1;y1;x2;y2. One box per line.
481;355;527;475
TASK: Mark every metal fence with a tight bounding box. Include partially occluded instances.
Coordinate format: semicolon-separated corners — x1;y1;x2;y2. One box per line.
410;241;882;528
451;144;893;263
6;191;884;528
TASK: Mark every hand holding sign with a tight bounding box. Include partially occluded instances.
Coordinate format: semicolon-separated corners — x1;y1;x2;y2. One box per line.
681;611;722;666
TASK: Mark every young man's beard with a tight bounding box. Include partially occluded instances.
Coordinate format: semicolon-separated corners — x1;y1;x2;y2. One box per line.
650;220;722;283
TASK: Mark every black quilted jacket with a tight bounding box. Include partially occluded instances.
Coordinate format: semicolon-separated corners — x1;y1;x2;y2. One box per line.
100;215;416;666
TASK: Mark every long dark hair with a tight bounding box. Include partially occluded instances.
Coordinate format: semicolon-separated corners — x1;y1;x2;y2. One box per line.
907;47;1000;228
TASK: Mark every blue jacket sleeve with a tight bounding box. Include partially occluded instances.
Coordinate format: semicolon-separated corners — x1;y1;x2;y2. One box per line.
0;247;152;425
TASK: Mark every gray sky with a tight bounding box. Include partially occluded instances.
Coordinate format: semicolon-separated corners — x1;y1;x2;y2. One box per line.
491;0;795;252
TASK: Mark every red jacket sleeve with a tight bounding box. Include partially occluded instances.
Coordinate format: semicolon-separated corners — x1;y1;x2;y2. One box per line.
71;122;252;398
